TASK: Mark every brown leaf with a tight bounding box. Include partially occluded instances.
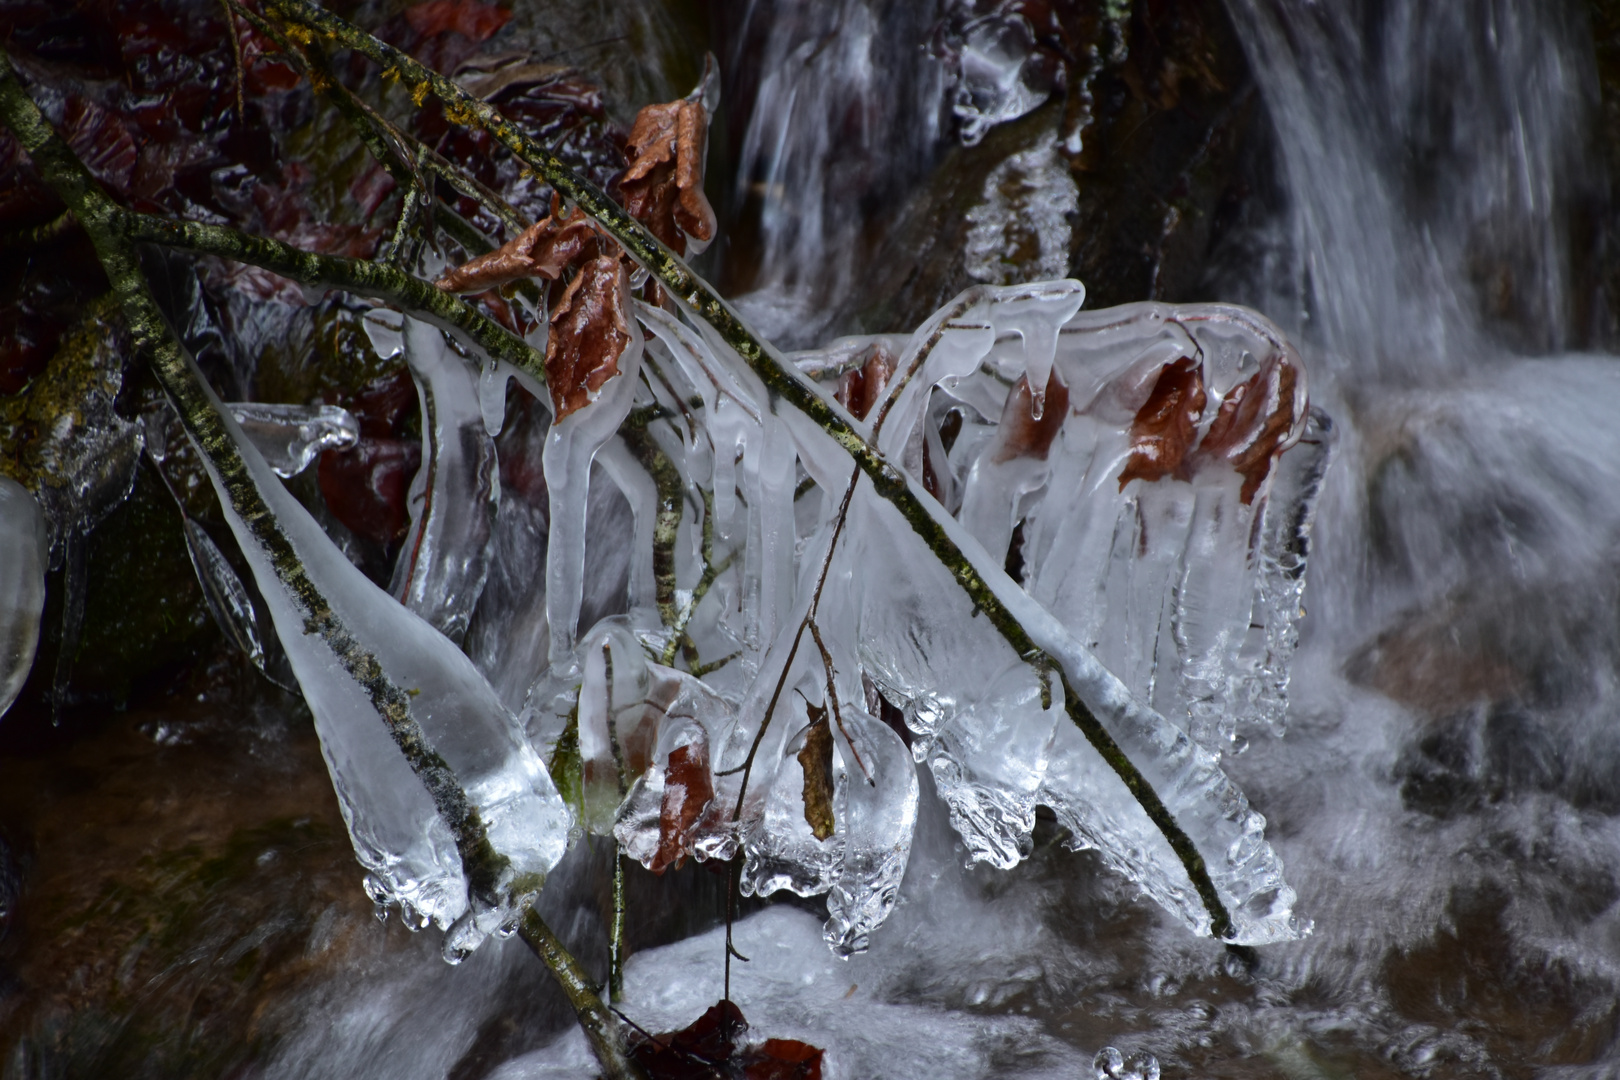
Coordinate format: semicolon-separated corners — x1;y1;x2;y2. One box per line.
742;1040;824;1080
1117;355;1207;490
545;254;632;422
652;739;714;874
991;371;1070;464
833;343;898;422
1194;352;1304;503
435;199;602;293
620;99;716;256
797;703;836;841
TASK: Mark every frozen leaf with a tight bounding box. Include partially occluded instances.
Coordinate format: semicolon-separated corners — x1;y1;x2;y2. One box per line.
833;343;898;422
1194;352;1305;504
434;198;603;293
1117;355;1206;490
991;370;1069;463
797;702;836;841
63;95;138;192
545;254;633;421
653;737;715;873
620;99;716;257
403;0;512;43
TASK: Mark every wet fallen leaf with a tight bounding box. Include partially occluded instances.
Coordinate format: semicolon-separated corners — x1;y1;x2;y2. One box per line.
1117;355;1206;490
991;371;1070;463
619;99;716;256
653;738;714;873
434;198;601;293
797;702;836;841
403;0;512;43
1195;352;1304;503
629;999;825;1080
545;253;632;422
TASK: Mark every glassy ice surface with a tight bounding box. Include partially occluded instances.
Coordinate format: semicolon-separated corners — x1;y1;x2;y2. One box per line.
226;402;358;479
197;364;569;959
0;476;48;719
181;517;265;671
387;318;500;645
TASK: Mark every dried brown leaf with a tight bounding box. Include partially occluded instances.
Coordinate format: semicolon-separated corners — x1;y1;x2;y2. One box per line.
620;99;716;256
797;703;836;841
435;200;601;293
545;254;631;422
1117;355;1207;490
652;740;714;874
991;371;1070;464
1195;353;1304;503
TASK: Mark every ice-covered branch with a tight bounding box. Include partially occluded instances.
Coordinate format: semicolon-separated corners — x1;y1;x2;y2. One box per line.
0;48;642;1080
265;0;1246;939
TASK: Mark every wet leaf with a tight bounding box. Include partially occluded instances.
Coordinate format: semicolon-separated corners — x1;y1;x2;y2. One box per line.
403;0;512;44
629;999;825;1080
619;99;715;256
545;253;632;422
434;198;602;293
64;96;139;192
833;342;897;422
797;702;836;841
1195;353;1304;503
991;370;1070;463
1117;355;1206;490
653;739;714;873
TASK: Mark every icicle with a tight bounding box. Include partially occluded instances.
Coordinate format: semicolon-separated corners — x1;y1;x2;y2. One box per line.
824;705;917;956
389;317;501;646
181;518;266;670
196;370;569;959
593;438;659;619
542;308;644;669
226;402;359;479
0;477;48;720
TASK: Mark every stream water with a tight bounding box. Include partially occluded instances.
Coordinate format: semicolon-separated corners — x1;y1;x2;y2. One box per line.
6;0;1620;1077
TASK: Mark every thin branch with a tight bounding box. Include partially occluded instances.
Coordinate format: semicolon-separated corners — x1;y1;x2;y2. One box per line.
620;409;683;632
519;909;648;1080
261;0;1240;940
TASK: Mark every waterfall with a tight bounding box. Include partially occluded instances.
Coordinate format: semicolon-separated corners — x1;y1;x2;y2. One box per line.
1220;0;1606;377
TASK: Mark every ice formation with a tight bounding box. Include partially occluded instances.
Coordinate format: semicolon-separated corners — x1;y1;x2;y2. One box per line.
0;476;48;719
389;318;501;645
181;517;266;671
226;402;359;478
189;356;570;961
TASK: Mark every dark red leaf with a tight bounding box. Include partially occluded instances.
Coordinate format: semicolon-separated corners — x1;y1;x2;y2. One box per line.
629;999;825;1080
652;739;714;874
1117;355;1206;490
64;96;139;192
404;0;512;43
317;437;422;548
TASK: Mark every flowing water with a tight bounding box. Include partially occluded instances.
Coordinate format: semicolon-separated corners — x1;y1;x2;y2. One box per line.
8;1;1620;1078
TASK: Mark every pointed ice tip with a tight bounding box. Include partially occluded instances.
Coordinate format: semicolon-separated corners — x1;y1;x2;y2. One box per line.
1029;387;1045;422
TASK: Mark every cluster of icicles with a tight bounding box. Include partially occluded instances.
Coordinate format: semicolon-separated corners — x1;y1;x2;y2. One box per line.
0;278;1331;961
